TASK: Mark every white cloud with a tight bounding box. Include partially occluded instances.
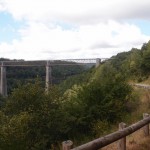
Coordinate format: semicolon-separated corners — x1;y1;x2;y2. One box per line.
1;0;150;24
0;0;6;11
0;21;149;60
0;0;150;60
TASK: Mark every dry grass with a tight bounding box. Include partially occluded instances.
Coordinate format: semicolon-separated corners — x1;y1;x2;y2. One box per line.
101;128;150;150
127;137;150;150
101;87;150;150
141;77;150;85
127;128;150;150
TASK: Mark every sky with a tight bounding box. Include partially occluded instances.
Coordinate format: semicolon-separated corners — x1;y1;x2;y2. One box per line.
0;0;150;60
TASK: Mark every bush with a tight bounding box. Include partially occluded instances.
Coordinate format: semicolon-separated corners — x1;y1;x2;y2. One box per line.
62;64;132;137
0;82;69;150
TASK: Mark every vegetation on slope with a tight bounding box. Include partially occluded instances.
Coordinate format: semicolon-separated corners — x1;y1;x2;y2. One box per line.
0;41;150;149
110;40;150;82
0;62;134;149
102;88;150;150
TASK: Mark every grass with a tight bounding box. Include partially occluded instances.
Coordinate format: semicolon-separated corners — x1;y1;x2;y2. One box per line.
140;77;150;84
101;86;150;150
101;128;150;150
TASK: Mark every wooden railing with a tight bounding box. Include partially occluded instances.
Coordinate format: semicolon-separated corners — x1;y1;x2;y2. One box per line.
62;113;150;150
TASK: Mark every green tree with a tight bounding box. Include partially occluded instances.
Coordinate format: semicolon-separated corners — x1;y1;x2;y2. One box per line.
0;82;69;150
141;41;150;74
62;63;132;137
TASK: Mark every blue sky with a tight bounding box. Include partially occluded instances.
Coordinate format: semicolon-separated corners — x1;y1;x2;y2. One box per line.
0;0;150;60
0;12;23;43
128;20;150;36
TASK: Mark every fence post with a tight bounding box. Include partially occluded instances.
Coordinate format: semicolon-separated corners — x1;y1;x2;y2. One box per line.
143;113;149;136
118;122;126;150
62;140;73;150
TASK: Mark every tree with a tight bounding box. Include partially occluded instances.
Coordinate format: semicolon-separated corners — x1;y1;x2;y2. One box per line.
62;63;132;137
141;41;150;74
0;82;69;150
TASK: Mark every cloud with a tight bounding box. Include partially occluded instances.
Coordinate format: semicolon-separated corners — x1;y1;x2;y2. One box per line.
0;21;149;60
0;0;150;60
0;0;6;11
1;0;150;24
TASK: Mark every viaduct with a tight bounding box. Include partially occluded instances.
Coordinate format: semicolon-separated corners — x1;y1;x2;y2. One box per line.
0;58;104;97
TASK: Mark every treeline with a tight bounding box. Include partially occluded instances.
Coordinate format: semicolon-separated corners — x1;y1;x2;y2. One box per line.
109;40;150;81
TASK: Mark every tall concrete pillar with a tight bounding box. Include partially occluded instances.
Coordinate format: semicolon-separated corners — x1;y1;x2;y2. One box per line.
0;62;7;96
96;58;101;68
45;61;52;92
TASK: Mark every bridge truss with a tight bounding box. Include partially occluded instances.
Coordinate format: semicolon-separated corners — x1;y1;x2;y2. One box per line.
0;58;108;96
0;58;108;67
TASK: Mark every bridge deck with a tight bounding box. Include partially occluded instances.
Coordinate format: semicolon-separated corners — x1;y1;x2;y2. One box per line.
0;58;104;66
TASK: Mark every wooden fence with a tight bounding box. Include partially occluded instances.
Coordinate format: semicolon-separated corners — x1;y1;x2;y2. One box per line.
62;113;150;150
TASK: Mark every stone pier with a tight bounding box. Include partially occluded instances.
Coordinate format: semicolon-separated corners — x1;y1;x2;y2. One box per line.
0;62;7;96
96;58;101;68
45;61;52;92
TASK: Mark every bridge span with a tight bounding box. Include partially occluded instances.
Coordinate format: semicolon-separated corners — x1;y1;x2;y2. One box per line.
0;58;104;96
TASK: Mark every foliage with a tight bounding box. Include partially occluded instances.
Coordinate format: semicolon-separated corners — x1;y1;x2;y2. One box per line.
0;95;6;108
141;41;150;74
58;67;95;94
92;120;110;137
109;41;150;81
0;82;69;150
62;63;132;137
0;62;133;149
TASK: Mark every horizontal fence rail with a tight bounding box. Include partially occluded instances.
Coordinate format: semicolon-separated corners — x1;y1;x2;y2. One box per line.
62;113;150;150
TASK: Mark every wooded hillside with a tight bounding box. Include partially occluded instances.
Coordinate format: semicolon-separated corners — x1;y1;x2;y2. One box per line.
0;41;150;149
